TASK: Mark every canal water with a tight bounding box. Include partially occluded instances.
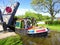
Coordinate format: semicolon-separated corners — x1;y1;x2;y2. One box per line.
15;30;60;45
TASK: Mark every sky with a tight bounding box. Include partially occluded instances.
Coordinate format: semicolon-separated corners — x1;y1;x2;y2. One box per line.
0;0;60;17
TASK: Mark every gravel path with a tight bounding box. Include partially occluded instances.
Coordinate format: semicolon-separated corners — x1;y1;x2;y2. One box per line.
0;32;16;39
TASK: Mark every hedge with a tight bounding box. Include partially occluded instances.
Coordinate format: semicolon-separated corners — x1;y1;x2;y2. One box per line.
45;20;60;25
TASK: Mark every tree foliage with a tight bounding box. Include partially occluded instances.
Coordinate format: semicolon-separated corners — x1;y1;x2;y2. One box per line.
31;0;60;22
16;11;50;21
25;11;37;18
25;11;50;21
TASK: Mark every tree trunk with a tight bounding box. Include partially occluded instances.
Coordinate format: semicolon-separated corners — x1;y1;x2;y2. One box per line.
51;15;55;23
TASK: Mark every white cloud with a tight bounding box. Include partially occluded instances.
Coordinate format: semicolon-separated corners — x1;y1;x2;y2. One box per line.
15;8;37;16
0;6;5;12
0;6;60;17
15;8;51;16
40;12;50;16
15;9;29;16
56;13;60;17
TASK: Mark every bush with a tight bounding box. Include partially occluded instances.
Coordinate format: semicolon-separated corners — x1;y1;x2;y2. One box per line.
45;20;60;25
53;20;60;25
45;21;53;24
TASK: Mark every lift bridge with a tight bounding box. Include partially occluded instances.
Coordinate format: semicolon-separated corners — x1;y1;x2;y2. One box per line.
0;2;20;32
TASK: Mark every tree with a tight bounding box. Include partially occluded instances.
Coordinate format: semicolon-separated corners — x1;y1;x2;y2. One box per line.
25;11;39;20
31;0;60;22
36;14;43;21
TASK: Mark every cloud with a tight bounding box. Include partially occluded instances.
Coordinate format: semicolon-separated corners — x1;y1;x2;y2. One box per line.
40;12;50;16
1;7;59;17
56;13;60;17
15;8;37;16
0;7;37;15
15;8;51;16
15;8;29;16
0;6;5;12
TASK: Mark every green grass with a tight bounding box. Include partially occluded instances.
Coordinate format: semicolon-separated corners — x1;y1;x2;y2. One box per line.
0;35;23;45
38;24;60;32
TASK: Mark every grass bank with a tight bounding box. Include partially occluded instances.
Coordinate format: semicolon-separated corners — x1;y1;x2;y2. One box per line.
0;35;23;45
38;24;60;32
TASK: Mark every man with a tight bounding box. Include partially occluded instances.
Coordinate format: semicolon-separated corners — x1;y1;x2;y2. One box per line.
31;17;36;26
